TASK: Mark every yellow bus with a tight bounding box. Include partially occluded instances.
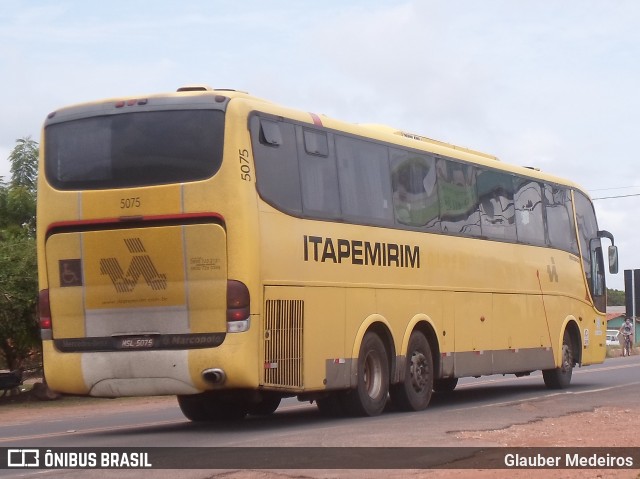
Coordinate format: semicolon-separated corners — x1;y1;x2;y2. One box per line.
37;85;618;419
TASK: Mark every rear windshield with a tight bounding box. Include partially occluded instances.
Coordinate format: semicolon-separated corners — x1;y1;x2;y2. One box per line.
45;109;224;190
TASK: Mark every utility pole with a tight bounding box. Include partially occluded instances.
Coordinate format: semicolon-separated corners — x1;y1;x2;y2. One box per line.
624;269;639;346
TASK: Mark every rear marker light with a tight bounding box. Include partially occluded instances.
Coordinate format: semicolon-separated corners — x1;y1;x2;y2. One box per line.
115;99;149;108
39;289;52;330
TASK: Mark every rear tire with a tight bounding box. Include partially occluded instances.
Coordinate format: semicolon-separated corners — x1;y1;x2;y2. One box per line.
390;331;433;411
316;393;346;417
248;395;281;416
177;392;250;422
433;377;458;393
177;394;209;422
341;332;389;417
542;330;574;389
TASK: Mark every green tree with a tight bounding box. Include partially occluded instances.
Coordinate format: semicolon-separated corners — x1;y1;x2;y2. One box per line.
9;137;38;193
607;288;625;307
0;234;38;370
3;137;38;237
0;137;39;370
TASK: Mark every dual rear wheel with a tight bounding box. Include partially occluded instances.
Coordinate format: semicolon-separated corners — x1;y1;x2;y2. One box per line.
337;326;574;417
180;328;575;421
321;330;434;417
341;332;390;416
390;331;434;411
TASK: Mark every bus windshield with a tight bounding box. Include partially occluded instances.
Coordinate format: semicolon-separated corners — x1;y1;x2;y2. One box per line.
45;109;225;190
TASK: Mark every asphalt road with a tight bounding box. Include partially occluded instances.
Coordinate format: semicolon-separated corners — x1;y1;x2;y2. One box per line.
2;354;640;477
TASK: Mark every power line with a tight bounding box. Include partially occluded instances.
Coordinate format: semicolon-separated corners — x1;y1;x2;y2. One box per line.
592;193;640;200
589;185;640;192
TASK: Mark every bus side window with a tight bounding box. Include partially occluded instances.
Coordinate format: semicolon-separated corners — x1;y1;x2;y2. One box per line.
477;169;516;241
297;128;341;218
513;179;545;247
303;129;329;157
544;185;579;255
592;243;606;297
259;119;283;146
574;191;599;294
390;149;440;230
591;239;607;311
251;116;302;214
335;135;393;225
437;158;480;237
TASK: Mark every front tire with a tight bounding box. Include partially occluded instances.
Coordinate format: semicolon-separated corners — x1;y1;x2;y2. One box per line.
390;331;433;411
341;332;389;417
542;330;574;389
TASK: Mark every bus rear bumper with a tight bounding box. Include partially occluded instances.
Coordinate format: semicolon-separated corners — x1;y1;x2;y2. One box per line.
89;377;199;397
84;350;194;396
42;340;257;397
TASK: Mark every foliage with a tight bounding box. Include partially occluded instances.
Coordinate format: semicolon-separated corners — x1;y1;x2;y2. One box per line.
607;288;625;307
0;137;39;370
0;234;38;370
9;137;38;193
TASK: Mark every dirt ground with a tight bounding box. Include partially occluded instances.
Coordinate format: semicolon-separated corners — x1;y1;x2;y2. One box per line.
445;406;640;479
1;388;639;478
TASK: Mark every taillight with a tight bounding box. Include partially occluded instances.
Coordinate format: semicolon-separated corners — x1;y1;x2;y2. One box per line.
227;280;250;332
39;289;52;330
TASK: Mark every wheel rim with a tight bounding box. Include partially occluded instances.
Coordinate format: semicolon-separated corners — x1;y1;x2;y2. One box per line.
409;351;429;392
364;351;383;399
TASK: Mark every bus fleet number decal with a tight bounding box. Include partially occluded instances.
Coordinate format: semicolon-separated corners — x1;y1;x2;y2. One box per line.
120;197;141;209
239;149;251;181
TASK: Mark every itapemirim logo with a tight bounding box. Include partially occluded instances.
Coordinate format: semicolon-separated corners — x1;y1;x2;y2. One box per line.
100;238;168;293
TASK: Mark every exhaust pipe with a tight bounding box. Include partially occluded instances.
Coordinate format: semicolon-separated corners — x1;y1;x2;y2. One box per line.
202;368;226;385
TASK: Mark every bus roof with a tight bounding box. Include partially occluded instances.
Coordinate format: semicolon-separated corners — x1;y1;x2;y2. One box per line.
213;88;587;197
46;85;589;198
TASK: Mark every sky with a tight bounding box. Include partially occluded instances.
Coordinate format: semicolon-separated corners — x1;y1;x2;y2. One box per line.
1;0;639;290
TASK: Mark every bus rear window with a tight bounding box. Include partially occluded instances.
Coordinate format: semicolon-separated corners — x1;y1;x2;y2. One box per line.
45;109;224;189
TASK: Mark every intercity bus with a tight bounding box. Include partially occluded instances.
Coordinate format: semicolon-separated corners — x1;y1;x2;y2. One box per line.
37;85;618;419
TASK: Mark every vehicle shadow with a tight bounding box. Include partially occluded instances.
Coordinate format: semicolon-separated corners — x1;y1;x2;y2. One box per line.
91;377;604;439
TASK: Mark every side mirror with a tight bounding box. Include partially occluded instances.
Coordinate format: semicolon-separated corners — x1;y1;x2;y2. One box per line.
598;230;619;274
608;245;619;274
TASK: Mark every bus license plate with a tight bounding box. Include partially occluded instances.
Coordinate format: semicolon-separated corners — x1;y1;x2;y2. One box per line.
117;337;155;349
